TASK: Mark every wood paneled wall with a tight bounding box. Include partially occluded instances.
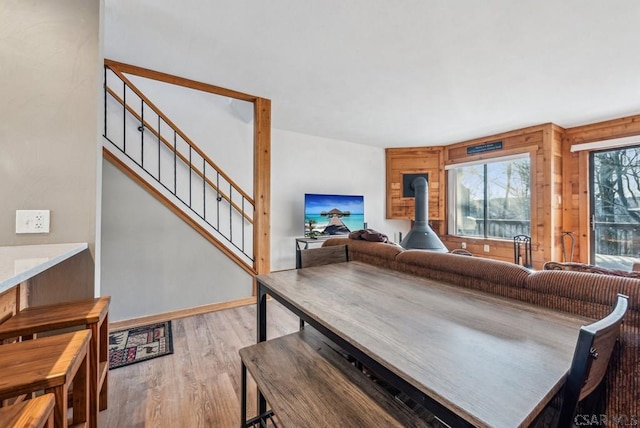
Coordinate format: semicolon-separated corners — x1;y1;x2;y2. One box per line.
386;113;640;267
563;114;640;264
385;147;445;221
549;126;566;264
386;123;565;268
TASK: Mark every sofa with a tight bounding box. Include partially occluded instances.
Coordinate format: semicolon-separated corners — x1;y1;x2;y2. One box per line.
322;237;639;422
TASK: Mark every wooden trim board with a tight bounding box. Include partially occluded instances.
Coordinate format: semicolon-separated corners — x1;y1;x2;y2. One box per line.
109;296;257;330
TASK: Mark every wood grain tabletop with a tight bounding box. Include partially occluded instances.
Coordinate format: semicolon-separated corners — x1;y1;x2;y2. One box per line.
257;261;591;427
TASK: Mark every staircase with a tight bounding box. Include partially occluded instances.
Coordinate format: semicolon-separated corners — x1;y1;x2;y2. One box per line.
102;60;271;275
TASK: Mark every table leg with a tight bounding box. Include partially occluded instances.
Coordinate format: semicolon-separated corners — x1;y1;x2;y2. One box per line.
48;384;66;428
72;352;89;426
257;283;267;343
256;283;268;418
240;361;247;428
99;312;109;411
89;322;99;427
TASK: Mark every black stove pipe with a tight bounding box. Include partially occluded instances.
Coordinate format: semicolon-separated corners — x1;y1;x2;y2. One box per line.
400;176;448;252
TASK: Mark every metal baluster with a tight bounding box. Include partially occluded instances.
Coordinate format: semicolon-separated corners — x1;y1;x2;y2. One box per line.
103;67;107;139
173;131;177;194
140;100;144;168
241;197;245;252
122;81;126;153
216;173;221;231
229;185;233;243
203;158;206;220
188;146;192;208
157;115;161;181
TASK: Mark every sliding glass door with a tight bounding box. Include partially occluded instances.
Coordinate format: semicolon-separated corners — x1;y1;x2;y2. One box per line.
590;145;640;269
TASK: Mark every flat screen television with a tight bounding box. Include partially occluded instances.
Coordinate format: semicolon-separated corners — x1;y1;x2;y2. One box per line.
304;193;365;236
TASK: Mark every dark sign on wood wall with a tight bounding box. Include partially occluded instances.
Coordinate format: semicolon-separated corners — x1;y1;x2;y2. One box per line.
467;141;503;155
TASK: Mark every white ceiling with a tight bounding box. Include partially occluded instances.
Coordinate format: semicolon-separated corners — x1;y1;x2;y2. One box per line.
105;0;640;148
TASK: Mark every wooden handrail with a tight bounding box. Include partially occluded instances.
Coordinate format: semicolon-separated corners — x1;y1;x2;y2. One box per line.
104;148;256;276
105;63;254;204
105;86;253;224
105;59;258;102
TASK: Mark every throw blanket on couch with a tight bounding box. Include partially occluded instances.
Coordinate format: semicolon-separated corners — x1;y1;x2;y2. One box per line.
348;228;389;243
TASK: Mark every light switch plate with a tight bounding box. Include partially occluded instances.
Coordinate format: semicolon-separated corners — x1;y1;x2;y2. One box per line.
16;210;50;234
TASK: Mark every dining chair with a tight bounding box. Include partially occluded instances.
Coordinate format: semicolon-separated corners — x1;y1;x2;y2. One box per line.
556;293;629;427
295;245;348;330
296;244;349;269
450;248;473;256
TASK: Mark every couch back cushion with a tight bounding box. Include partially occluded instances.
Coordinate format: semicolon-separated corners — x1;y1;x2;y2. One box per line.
395;250;530;298
322;238;404;270
526;270;640;318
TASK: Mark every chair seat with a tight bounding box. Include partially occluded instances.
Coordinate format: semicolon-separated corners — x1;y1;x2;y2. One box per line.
0;394;55;428
0;297;109;338
0;330;91;428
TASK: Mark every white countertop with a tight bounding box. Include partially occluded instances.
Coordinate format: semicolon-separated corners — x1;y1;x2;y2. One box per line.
0;243;89;294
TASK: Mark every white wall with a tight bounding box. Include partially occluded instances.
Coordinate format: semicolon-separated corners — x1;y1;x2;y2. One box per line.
0;0;102;297
101;160;253;322
271;129;409;271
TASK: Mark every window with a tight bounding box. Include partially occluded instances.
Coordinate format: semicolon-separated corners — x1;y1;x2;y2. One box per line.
447;154;531;239
590;145;640;270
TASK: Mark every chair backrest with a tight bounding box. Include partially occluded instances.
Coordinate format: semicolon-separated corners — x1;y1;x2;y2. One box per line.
557;294;629;426
296;245;349;269
450;248;473;256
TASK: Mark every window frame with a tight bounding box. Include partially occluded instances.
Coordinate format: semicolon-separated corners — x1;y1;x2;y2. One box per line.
446;153;531;239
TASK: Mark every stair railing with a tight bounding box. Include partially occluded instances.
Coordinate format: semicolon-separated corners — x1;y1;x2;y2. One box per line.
103;63;254;264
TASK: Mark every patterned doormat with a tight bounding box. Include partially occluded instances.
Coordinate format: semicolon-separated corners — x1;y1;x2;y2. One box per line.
108;321;173;370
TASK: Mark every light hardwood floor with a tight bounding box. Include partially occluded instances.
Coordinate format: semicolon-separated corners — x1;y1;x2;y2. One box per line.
99;300;298;428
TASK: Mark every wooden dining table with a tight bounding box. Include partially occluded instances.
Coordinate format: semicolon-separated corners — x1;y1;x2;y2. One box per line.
256;261;591;428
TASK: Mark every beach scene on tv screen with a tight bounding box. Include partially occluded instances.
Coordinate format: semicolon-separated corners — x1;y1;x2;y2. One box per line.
304;194;364;236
